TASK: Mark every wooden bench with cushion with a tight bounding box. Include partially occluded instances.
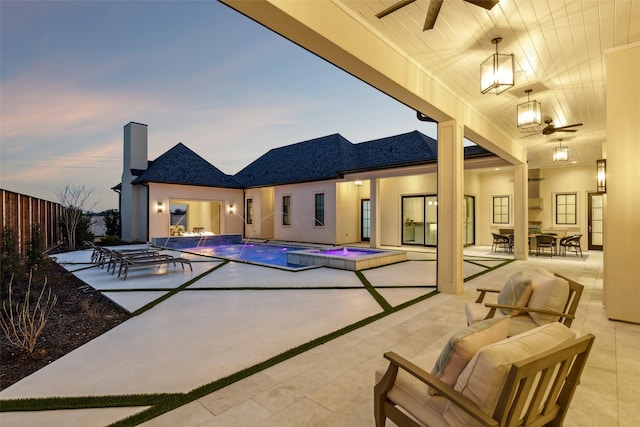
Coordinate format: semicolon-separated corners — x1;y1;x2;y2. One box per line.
374;321;594;427
465;269;583;337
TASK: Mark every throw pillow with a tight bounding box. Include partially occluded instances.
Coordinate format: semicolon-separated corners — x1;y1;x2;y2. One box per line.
430;316;510;394
496;272;532;316
526;269;570;325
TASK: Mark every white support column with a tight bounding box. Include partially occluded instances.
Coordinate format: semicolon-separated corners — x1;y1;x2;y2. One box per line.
513;164;529;260
437;120;464;294
369;178;380;248
604;42;640;323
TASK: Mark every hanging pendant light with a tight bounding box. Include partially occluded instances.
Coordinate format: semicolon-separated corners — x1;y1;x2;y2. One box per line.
517;89;542;127
480;37;514;95
553;140;569;163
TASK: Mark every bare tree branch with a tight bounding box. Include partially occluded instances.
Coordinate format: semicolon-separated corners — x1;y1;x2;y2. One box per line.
56;184;98;250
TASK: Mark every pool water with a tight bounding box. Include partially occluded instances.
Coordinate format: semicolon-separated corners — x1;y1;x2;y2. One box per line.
173;242;406;271
181;243;313;269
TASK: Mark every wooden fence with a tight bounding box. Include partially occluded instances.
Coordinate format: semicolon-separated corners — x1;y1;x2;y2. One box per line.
1;189;63;254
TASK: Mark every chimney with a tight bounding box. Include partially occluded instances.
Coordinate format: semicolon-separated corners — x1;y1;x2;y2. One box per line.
123;122;148;173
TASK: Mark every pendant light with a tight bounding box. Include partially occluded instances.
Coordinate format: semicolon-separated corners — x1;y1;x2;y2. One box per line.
553;140;569;163
517;89;542;127
480;37;514;95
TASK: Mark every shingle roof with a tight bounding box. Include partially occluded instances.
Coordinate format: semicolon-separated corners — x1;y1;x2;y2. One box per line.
234;130;495;187
350;130;438;172
133;143;241;188
131;131;494;190
234;134;358;187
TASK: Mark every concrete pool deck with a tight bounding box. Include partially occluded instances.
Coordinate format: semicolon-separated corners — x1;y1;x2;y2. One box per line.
1;246;638;427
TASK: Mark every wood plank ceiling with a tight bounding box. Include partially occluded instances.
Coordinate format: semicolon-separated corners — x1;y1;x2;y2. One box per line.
340;0;640;169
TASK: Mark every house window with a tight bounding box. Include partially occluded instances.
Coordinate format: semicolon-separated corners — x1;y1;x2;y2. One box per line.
246;198;253;225
282;195;291;226
492;195;510;225
314;193;325;226
556;193;577;225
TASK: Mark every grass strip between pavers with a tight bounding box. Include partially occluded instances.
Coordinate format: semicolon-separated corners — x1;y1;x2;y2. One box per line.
356;270;392;310
129;261;228;316
464;258;514;282
181;285;437;291
0;393;179;412
0;257;510;425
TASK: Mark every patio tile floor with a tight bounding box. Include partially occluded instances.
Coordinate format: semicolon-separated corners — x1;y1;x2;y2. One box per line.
1;246;638;427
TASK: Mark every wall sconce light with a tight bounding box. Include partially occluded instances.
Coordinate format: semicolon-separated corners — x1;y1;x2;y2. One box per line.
517;89;541;128
156;202;164;213
480;37;514;95
228;203;234;215
552;140;569;163
354;180;363;186
597;159;606;192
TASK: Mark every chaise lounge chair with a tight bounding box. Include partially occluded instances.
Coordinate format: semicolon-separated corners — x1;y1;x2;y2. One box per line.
118;253;192;280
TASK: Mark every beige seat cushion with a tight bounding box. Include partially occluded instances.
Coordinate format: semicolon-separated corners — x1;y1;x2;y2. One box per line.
507;315;538;336
442;323;576;427
375;351;450;427
526;269;570;325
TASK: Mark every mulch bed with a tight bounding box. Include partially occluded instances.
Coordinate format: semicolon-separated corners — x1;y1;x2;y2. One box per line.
0;261;131;391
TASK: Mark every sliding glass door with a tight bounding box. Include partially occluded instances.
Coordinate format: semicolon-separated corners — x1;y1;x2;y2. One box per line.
402;196;424;245
402;195;437;246
402;195;475;247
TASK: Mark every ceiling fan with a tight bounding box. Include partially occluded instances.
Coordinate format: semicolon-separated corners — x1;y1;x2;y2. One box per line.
542;119;583;136
376;0;499;31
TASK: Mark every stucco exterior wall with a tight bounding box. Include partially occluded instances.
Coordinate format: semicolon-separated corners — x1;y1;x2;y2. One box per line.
245;187;275;240
273;181;338;244
335;181;360;245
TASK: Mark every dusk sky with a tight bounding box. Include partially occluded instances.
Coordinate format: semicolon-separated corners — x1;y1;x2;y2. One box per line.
1;1;437;212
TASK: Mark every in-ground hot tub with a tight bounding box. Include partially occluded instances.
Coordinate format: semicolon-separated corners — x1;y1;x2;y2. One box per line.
287;247;406;271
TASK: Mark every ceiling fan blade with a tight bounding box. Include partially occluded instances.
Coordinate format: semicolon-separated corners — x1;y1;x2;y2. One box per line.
423;0;443;30
376;0;416;19
554;123;583;130
555;128;578;132
464;0;500;10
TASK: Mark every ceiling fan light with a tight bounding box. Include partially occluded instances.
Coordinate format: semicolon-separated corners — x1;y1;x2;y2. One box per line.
480;38;514;95
517;98;541;127
553;146;569;163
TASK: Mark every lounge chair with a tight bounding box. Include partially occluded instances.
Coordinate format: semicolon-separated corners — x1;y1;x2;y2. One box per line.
118;254;192;280
465;269;583;337
105;248;164;274
374;322;595;427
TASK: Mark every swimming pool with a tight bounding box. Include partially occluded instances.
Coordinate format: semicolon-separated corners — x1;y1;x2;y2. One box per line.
179;242;317;270
171;242;407;271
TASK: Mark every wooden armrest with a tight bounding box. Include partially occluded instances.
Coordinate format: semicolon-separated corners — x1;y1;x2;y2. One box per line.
382;352;499;427
484;303;575;320
474;287;500;303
